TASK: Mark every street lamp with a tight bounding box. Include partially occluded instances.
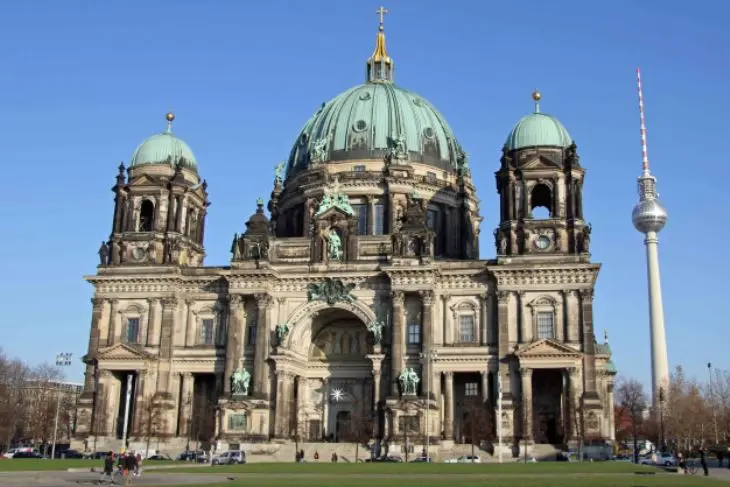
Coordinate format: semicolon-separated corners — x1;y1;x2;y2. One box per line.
51;352;73;460
658;386;665;451
708;362;719;445
420;348;437;460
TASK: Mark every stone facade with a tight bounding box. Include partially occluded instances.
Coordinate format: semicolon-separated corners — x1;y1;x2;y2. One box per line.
75;151;617;451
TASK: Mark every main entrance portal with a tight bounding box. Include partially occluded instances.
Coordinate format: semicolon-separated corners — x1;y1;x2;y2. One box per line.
287;307;375;442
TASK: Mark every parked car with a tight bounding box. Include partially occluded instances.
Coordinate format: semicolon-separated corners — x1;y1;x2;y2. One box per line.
11;451;43;459
211;450;246;465
445;455;482;463
54;449;84;459
651;452;676;466
365;455;403;462
411;456;433;463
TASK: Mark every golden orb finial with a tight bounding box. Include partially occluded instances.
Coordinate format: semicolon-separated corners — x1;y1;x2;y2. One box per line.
532;90;541;102
166;112;175;122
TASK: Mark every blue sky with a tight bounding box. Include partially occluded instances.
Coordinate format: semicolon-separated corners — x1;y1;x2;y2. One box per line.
0;1;727;387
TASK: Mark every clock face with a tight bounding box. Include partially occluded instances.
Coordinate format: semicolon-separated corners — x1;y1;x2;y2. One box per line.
535;235;551;250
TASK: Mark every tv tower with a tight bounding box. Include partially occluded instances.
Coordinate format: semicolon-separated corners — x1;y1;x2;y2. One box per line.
631;68;669;410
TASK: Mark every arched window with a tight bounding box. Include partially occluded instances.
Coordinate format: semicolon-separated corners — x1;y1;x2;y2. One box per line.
139;200;155;232
530;184;552;219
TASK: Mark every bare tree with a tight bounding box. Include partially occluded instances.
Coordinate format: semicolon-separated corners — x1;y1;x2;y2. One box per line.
615;377;647;463
133;396;170;455
190;395;216;450
460;397;492;459
0;350;30;450
345;405;374;461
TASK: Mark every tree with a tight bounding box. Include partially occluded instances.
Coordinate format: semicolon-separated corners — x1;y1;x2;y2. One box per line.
132;396;170;455
344;405;374;461
189;395;217;450
615;377;647;463
459;397;492;460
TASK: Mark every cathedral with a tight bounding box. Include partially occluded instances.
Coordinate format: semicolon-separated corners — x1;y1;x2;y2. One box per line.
75;12;616;455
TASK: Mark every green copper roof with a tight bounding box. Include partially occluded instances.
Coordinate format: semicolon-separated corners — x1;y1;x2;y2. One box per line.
130;117;197;170
505;111;573;151
287;83;467;174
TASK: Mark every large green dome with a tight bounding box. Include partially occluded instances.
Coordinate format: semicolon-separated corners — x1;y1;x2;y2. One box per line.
130;114;197;170
505;94;573;151
287;82;466;174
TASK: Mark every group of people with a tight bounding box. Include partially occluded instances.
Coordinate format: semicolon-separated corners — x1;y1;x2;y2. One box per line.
98;449;141;485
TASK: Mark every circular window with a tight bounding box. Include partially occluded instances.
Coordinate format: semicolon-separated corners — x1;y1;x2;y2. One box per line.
359;92;372;101
412;98;423;106
354;120;368;132
535;235;551;250
423;127;434;138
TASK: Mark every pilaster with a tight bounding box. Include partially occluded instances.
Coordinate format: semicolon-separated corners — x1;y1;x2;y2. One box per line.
147;298;161;346
580;289;599;399
184;299;195;347
253;294;273;398
107;299;119;346
156;298;177;397
496;291;512;400
224;295;245;395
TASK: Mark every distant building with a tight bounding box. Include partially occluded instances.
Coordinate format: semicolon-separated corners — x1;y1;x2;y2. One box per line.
20;380;83;443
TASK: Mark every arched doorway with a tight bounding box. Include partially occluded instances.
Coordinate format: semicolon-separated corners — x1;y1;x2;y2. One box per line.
335;411;351;442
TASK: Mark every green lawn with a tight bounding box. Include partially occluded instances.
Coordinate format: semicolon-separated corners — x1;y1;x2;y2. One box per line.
0;458;178;471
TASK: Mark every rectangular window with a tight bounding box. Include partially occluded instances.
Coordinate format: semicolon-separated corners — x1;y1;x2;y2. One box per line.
426;171;437;182
465;382;479;396
352;204;368;236
407;323;421;345
201;319;214;345
353;165;365;173
247;325;257;345
536;312;555;339
459;315;475;343
374;204;385;235
427;209;438;231
228;413;247;431
126;318;139;344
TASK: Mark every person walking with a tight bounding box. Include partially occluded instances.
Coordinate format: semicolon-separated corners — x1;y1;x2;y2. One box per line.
699;447;709;477
97;451;116;485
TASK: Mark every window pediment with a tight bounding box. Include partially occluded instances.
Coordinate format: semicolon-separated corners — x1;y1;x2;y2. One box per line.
515;338;581;358
96;343;154;361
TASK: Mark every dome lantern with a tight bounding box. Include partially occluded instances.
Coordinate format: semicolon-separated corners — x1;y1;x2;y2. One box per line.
130;113;198;170
366;6;394;84
504;91;573;151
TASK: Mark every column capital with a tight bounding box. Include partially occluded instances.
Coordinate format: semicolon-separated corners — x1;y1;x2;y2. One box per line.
366;195;375;204
255;293;274;309
91;297;107;308
391;291;405;306
443;371;454;381
161;297;178;309
497;291;510;304
579;289;594;302
419;290;434;306
440;294;451;302
567;367;579;379
229;294;244;307
519;367;533;378
147;297;161;306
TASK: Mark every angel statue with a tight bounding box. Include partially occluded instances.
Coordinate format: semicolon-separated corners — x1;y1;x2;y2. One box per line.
274;161;285;183
230;368;251;396
366;320;385;345
275;323;289;344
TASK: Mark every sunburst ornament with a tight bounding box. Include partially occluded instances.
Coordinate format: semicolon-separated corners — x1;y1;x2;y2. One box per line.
330;388;345;402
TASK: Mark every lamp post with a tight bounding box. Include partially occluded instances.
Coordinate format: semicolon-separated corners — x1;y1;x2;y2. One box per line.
659;387;665;451
708;362;719;446
51;352;73;460
420;349;437;460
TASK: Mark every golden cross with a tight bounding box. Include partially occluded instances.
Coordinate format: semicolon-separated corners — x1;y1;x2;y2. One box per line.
376;6;388;27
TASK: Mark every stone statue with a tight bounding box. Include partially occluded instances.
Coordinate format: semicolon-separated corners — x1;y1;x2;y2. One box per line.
387;133;408;163
231;368;251;396
274;161;285;183
499;234;508;255
366;320;385;345
326;228;342;261
307;277;357;305
309;138;328;165
399;368;420;395
581;224;592;253
98;241;109;265
231;234;241;260
275;323;289;344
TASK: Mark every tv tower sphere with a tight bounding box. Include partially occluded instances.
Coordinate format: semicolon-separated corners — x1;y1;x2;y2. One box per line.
632;197;668;234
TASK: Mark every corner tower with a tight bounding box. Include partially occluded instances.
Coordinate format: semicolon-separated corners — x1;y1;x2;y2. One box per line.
99;113;210;268
494;91;591;260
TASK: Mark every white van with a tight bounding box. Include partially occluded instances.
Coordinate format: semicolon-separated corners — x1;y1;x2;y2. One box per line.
211;450;246;465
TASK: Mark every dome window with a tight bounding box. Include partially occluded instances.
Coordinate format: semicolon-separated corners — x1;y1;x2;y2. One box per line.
359;92;372;101
530;184;553;219
423;127;435;138
353;120;368;132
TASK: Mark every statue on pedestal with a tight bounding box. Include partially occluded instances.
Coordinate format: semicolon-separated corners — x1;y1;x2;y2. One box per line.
275;323;289;345
366;320;385;345
399;368;420;396
230;368;251;396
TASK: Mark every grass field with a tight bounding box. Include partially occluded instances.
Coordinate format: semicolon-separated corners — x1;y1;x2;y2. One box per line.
0;458;177;471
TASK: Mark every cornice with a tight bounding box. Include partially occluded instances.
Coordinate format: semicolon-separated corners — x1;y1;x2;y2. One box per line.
489;265;600;288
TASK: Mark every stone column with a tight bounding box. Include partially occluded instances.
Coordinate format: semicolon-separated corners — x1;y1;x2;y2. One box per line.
274;371;288;437
178;373;193;436
520;367;533;441
555;291;565;342
567;291;580;343
443;372;454;440
184;299;196;347
567;367;581;440
175;196;185;232
322;379;329;437
145;298;160;346
419;290;434;396
83;298;106;395
481;371;489;403
367;195;376;235
107;300;119;346
580;290;599;398
253;294;272;398
496;292;513;401
224;295;244;395
439;294;450;345
519;292;531;343
507;176;515;221
390;291;405;396
607;382;615;440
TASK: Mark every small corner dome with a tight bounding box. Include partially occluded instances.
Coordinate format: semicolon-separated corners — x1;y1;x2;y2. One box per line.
130;113;198;170
504;91;573;151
